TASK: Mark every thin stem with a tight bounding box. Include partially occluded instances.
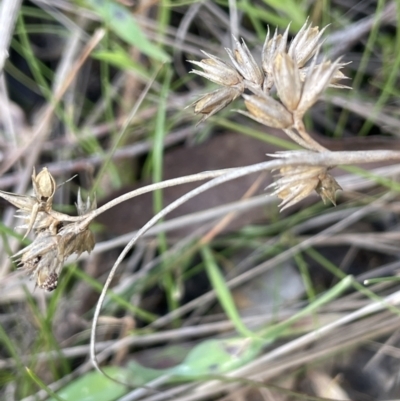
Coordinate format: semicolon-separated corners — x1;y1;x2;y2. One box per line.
48;168;237;224
283;128;313;149
90;149;400;376
294;118;328;152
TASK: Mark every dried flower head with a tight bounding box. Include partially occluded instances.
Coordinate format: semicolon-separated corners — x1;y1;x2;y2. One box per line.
188;19;350;131
238;93;293;129
269;162;341;210
189;86;243;123
295;56;343;118
288;20;327;68
189;51;243;87
1;168;96;291
32;167;56;208
262;25;290;90
226;37;264;86
272;52;302;112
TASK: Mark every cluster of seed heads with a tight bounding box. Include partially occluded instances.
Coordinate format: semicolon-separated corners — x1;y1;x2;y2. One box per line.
189;20;351;209
0;168;95;291
0;21;353;292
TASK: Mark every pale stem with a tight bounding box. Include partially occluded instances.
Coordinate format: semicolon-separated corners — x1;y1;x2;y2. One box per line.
294;118;328;152
90;149;400;377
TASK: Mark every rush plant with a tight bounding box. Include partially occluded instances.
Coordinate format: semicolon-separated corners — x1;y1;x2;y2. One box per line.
0;20;400;388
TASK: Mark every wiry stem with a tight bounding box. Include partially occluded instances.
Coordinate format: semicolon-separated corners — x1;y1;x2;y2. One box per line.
294;118;328;152
53;147;400;228
283;127;313;149
90;149;400;375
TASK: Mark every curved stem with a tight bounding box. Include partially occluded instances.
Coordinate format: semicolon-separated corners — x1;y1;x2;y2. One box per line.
90;149;400;377
47;168;236;224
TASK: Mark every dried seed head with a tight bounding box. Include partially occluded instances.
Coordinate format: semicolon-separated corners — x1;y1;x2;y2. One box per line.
288;20;327;68
273;53;302;111
296;56;342;117
269;163;341;210
7;174;97;291
262;25;290;90
59;222;95;259
299;62;351;89
37;270;59;292
189;52;243;87
190;86;243;123
76;188;97;216
32;167;56;207
60;190;96;258
316;173;342;205
14;230;63;291
0;191;37;211
238;94;293;129
226;37;264;85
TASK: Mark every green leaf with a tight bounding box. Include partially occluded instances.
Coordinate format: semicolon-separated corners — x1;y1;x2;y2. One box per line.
92;47;150;78
47;367;129;401
85;0;170;62
201;246;255;338
171;338;264;377
126;338;264;384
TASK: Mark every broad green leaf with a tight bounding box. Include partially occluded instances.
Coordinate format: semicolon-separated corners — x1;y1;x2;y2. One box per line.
126;338;264;384
171;338;264;377
126;361;167;386
48;367;129;401
85;0;170;62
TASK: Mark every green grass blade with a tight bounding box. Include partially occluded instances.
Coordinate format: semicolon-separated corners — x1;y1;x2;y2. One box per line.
26;368;67;401
85;0;170;62
201;246;254;338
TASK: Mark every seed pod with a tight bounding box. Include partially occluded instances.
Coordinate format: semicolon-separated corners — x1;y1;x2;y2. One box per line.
226;37;264;85
288;20;327;68
273;53;302;111
32;167;56;207
262;25;290;90
238;94;293;129
190;86;243;123
189;52;243;87
316;173;342;205
268;161;341;210
37;270;59;292
296;56;342;117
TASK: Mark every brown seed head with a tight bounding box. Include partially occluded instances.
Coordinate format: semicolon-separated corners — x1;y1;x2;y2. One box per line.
316;172;342;205
226;37;264;85
296;56;342;117
32;167;56;206
288;20;327;68
9;173;97;291
190;86;243;123
272;53;302;112
269;162;341;210
189;52;243;87
262;25;290;90
238;94;293;129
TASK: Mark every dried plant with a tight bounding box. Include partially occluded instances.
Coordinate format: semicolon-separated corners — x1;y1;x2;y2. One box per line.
1;21;400;309
189;20;351;207
0;168;95;291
